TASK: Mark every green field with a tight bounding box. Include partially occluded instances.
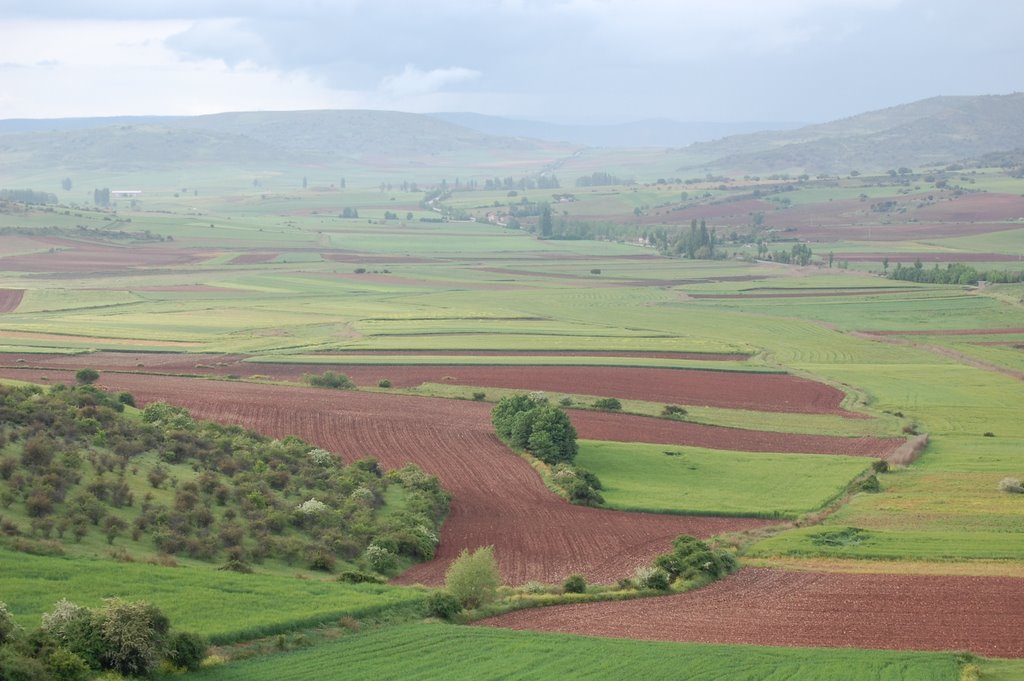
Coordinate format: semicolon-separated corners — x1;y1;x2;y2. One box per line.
576;440;872;518
190;622;965;681
0;549;427;644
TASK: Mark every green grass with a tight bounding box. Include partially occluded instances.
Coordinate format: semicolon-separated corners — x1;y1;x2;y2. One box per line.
747;525;1024;562
0;548;426;644
189;622;962;681
577;440;872;518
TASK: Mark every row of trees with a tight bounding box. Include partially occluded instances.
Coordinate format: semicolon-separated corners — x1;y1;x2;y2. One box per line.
888;261;1024;285
0;189;58;205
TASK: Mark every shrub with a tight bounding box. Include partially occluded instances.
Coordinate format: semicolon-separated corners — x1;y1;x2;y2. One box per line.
165;631;208;671
593;397;622;411
445;546;500;609
303;371;355;389
363;544;399;573
856;474;881;493
75;369;100;385
96;599;170;677
871;459;889;474
558;397;573;407
336;570;385;584
634;566;670;590
661;404;687;417
983;431;995;437
377;378;392;388
0;601;17;645
998;477;1024;494
45;647;91;681
472;392;486;401
563;574;587;593
425;591;463;620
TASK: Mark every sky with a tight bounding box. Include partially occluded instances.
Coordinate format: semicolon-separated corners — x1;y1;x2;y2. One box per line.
1;0;1022;124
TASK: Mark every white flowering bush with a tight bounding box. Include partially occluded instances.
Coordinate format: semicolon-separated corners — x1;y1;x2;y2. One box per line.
308;448;334;467
296;498;329;514
364;544;398;572
999;477;1024;493
350;487;376;506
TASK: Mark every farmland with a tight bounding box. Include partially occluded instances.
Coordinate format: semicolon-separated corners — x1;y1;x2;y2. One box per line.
1;110;1024;678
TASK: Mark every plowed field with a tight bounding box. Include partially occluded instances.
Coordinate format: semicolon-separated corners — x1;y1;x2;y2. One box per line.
0;289;24;313
479;567;1024;657
51;373;777;585
0;352;859;416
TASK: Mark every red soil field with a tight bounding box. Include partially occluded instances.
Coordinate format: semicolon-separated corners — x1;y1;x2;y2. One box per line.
0;240;202;272
911;193;1024;223
40;372;774;586
306;350;752;361
0;352;860;417
479;567;1024;657
0;289;24;313
571;411;901;458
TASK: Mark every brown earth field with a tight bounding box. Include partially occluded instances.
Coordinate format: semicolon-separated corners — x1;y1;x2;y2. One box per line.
478;567;1024;658
14;371;779;585
0;353;860;417
690;289;912;299
911;193;1024;223
0;289;24;313
0;238;203;272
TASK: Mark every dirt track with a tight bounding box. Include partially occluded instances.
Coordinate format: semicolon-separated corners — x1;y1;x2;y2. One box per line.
479;567;1024;657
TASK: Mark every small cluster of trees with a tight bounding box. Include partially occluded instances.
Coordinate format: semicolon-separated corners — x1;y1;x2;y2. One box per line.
634;535;738;591
0;598;206;679
93;188;110;208
888;261;1024;285
303;370;355;389
766;242;813;266
483;175;560;191
0;189;58;205
575;172;631;187
491;394;577;465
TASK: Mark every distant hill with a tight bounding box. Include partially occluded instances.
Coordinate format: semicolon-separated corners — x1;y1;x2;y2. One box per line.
430;112;804;148
676;93;1024;174
0;110;571;172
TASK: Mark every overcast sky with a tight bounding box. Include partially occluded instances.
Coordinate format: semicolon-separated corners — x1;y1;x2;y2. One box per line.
1;0;1022;124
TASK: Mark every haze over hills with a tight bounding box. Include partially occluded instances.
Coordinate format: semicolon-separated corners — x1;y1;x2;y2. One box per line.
1;94;1022;178
679;93;1024;174
428;112;805;148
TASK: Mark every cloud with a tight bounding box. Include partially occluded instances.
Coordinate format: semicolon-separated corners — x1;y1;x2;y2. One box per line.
379;65;482;97
166;19;270;66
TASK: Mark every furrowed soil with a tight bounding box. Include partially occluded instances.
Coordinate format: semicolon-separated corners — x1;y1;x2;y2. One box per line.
3;352;859;417
0;289;24;313
20;371;777;586
479;567;1024;658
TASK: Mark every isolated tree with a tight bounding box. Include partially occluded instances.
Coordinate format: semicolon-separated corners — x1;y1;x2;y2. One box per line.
61;177;73;191
302;176;308;189
75;368;100;385
539;204;553;237
445;546;499;609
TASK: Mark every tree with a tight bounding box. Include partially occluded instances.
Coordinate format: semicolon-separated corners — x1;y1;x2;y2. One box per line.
75;369;100;385
539;204;553;237
302;176;308;189
61;177;73;191
445;546;499;608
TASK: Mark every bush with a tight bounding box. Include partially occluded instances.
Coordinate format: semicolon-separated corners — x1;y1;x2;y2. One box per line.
562;574;587;593
336;570;385;584
472;392;486;401
303;371;355;389
425;591;463;620
445;546;500;609
165;631;208;671
0;601;17;645
45;647;91;681
634;566;670;590
855;474;881;493
95;599;170;677
75;369;100;385
661;404;687;417
377;378;392;388
592;397;622;411
999;477;1024;494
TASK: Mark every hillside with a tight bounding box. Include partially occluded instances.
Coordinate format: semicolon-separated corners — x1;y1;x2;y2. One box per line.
0;110;572;173
676;93;1024;174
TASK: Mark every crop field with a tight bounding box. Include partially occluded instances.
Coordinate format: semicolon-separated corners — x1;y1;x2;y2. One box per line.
576;440;872;518
190;623;968;681
481;568;1024;657
3;153;1024;676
